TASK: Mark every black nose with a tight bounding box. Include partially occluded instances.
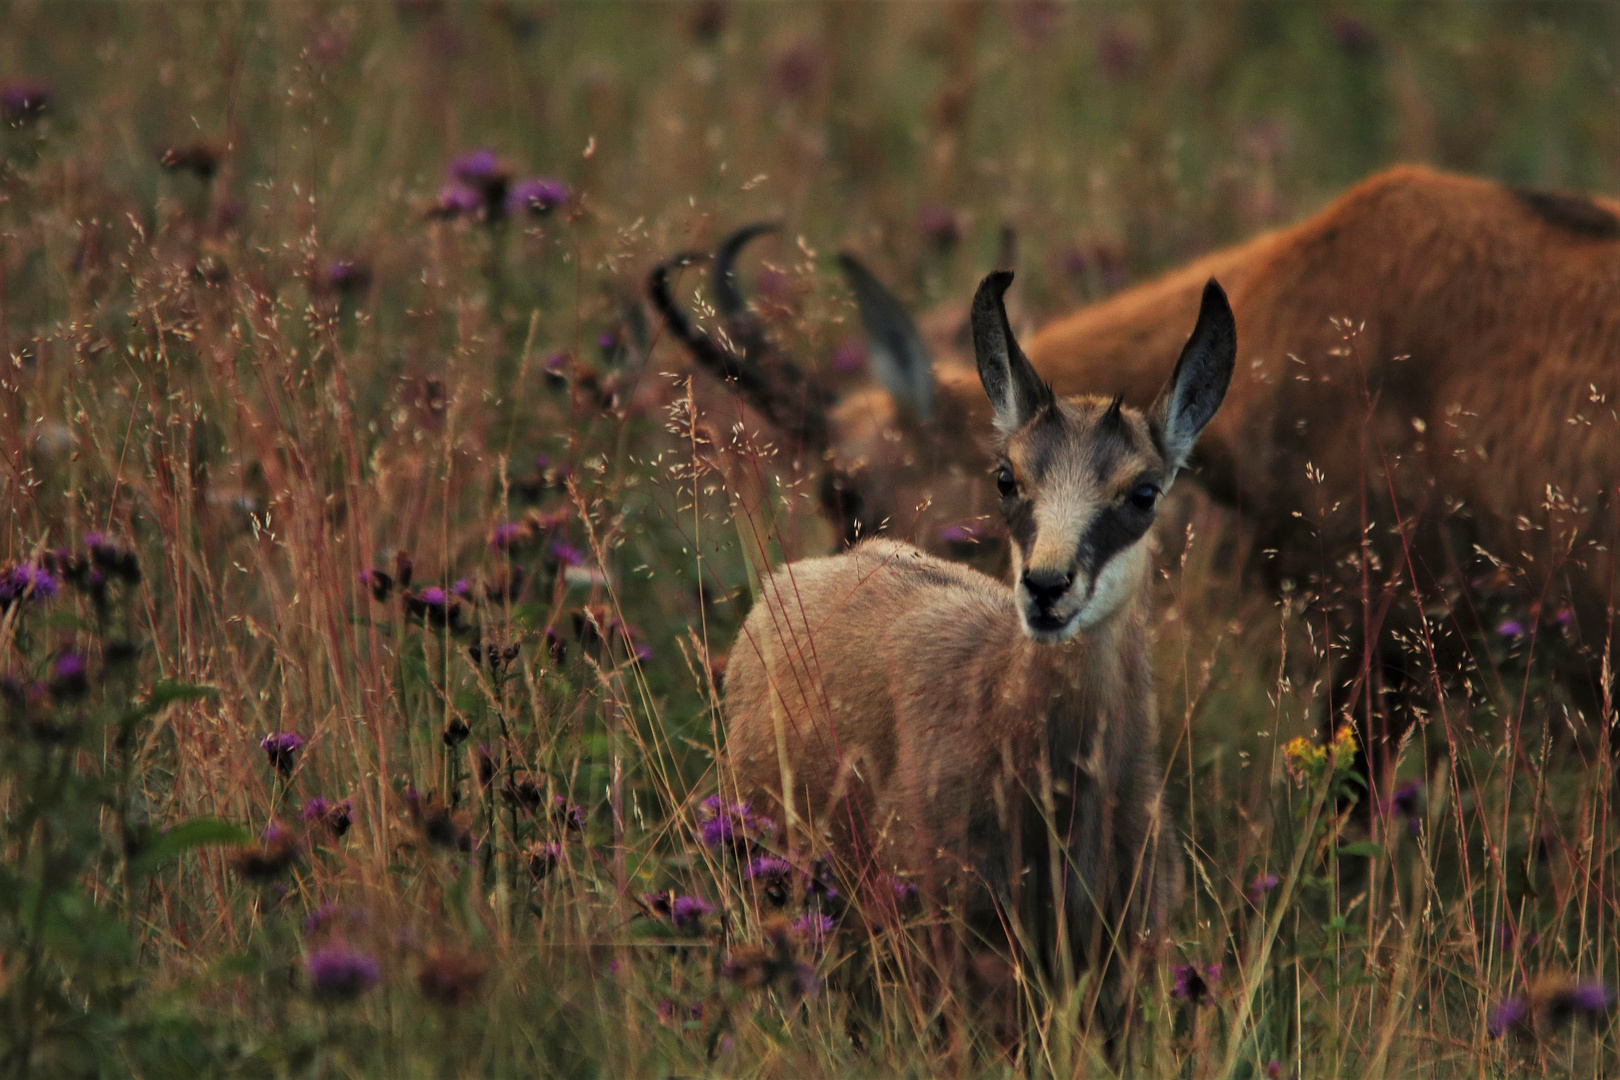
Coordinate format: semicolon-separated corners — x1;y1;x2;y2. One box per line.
1021;569;1073;610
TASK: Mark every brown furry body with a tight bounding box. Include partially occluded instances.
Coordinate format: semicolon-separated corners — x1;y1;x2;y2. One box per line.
721;273;1237;1037
724;537;1174;958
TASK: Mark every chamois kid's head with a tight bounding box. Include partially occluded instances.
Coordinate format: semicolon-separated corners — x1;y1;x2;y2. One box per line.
971;271;1235;642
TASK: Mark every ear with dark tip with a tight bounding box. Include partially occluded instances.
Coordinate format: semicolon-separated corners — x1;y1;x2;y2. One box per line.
970;270;1052;435
1150;278;1236;483
715;223;780;320
837;252;936;422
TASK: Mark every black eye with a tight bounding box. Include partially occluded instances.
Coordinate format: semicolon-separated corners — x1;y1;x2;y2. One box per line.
1128;483;1159;512
995;466;1018;499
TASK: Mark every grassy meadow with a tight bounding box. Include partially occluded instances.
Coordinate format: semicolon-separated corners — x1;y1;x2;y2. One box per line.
2;2;1618;1076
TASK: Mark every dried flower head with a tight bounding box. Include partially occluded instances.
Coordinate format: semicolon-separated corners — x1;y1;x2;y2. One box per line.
358;566;394;602
158;142;221;180
524;840;564;881
417;947;489;1006
229;823;300;882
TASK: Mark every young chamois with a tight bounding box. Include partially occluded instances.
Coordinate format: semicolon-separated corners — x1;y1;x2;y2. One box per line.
722;271;1237;1036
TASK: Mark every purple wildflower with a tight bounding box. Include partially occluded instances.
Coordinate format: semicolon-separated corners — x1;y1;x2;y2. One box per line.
421;586;447;607
434;182;483;219
1;81;50;124
889;876;919;905
306;943;380;1001
1496;618;1525;639
1487;994;1528;1038
552;795;586;833
1383;779;1424;835
507;177;568;216
261;732;306;776
48;652;88;698
745;856;794;907
1547;980;1616;1027
358;566;393;602
548;540;586;568
489;521;526;551
450;148;501;184
697;796;774;851
525;840;564;881
1247;872;1280;904
1171;962;1221;1005
301;796;332;822
302;796;353;838
322;259;371;295
642;891;713;933
1;564;58;606
792;912;836;945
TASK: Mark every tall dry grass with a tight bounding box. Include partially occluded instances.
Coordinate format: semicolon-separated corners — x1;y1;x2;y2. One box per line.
1;3;1616;1076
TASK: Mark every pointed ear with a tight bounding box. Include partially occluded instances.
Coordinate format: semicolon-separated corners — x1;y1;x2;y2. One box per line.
1150;278;1236;481
838;253;936;422
970;270;1052;435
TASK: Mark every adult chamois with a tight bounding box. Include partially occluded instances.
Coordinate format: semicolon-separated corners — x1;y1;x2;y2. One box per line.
655;165;1620;793
722;271;1237;1041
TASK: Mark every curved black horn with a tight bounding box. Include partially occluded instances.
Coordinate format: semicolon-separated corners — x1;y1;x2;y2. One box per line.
647;246;830;453
714;222;781;320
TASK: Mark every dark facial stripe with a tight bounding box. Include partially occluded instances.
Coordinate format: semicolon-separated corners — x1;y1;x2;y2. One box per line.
1077;501;1154;580
1004;496;1036;562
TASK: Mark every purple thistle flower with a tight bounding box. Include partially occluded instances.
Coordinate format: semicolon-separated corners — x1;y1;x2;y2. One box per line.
890;876;919;905
358;566;393;602
507;177;568;216
434;182;483;219
48;652;88;698
552;795;586;833
1382;779;1424;836
697;797;774;851
548;540;587;568
745;855;794;906
1171;962;1221;1005
525;840;564;881
1;564;58;606
792;912;836;944
1547;980;1616;1027
642;891;713;933
450;148;501;184
489;521;526;551
1;81;50;124
452;578;471;600
301;796;332;822
322;259;371;295
1496;618;1525;639
261;732;306;776
1247;872;1280;904
1487;994;1528;1038
420;586;447;608
306;943;380;1001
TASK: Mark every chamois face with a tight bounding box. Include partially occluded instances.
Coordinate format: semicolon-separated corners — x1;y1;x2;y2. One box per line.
971;271;1236;643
